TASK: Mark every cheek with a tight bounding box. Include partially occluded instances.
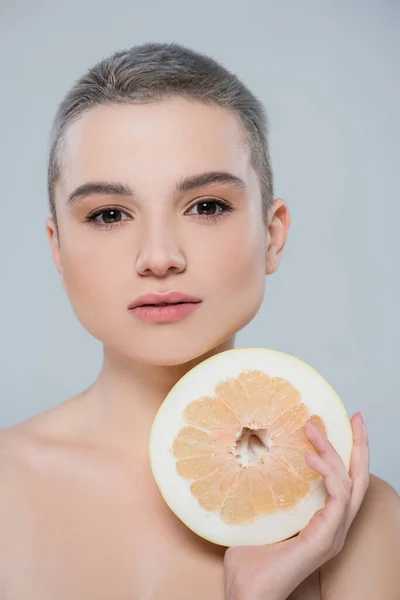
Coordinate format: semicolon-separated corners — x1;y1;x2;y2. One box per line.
59;234;131;322
198;221;267;308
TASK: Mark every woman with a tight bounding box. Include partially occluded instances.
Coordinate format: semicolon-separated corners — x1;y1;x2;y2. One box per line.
0;42;399;599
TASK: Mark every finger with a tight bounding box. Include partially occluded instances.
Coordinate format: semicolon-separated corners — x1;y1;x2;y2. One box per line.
304;419;350;482
299;422;352;546
346;412;370;524
298;454;352;560
305;448;352;510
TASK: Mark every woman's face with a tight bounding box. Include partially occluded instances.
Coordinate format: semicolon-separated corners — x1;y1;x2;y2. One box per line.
48;97;288;365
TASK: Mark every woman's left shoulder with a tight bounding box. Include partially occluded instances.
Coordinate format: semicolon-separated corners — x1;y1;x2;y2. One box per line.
360;474;400;534
320;474;400;599
366;473;400;502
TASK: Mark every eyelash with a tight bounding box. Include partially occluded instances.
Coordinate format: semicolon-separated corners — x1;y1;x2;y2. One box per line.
84;199;234;230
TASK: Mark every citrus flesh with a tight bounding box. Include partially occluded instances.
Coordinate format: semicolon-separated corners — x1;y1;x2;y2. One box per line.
150;348;353;546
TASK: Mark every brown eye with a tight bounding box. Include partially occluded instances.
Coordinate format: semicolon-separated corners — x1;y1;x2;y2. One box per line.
187;199;232;217
196;201;219;216
85;207;131;229
101;209;123;223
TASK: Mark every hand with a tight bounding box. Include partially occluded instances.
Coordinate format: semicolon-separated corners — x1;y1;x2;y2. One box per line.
224;412;370;600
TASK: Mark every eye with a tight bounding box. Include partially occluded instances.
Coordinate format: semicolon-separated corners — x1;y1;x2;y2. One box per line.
186;199;233;218
85;207;131;229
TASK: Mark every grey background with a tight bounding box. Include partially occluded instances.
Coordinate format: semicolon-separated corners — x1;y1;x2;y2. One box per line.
0;1;399;491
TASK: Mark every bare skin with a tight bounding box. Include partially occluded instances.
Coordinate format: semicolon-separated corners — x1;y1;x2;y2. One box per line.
0;396;227;600
1;97;399;598
0;396;399;599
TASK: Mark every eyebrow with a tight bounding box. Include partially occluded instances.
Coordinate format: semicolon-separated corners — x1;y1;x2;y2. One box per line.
66;171;248;206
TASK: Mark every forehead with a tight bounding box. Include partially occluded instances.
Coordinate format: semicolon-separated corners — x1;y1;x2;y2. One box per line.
58;97;253;197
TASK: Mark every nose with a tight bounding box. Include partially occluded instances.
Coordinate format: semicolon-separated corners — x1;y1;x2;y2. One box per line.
136;220;186;278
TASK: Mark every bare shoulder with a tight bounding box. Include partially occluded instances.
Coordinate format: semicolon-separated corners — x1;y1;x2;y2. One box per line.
0;422;39;487
0;416;53;506
363;473;400;515
0;424;42;569
0;395;85;511
321;474;400;599
0;396;89;561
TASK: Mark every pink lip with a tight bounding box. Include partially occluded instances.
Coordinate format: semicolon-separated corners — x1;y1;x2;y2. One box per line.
128;291;202;323
128;291;202;310
131;302;201;323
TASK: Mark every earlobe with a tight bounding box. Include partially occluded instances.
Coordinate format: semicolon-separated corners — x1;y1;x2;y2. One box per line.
46;218;63;278
264;199;290;275
265;245;279;275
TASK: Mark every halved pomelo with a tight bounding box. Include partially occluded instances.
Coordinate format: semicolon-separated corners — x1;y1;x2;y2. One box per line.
149;348;353;547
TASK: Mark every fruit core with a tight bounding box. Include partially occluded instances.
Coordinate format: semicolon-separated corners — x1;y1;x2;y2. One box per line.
235;426;271;466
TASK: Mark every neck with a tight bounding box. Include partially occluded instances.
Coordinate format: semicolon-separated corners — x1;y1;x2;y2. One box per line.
81;337;235;455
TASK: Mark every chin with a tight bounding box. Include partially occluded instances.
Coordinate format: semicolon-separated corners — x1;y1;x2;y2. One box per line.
83;301;259;367
129;334;234;368
98;323;236;369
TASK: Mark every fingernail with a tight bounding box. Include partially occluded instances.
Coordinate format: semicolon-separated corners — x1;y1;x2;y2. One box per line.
306;420;319;432
360;412;367;434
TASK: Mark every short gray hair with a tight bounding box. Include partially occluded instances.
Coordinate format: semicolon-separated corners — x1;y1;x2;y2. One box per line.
48;42;274;228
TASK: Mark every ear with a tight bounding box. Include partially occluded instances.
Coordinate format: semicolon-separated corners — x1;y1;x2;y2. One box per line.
46;218;66;289
265;198;291;275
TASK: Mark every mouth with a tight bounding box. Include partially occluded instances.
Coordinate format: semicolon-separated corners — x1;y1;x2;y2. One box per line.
128;292;202;311
140;301;191;307
129;301;201;323
128;292;202;323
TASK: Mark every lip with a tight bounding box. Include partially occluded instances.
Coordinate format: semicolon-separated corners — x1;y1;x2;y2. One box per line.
130;302;201;323
128;291;202;323
128;291;202;310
